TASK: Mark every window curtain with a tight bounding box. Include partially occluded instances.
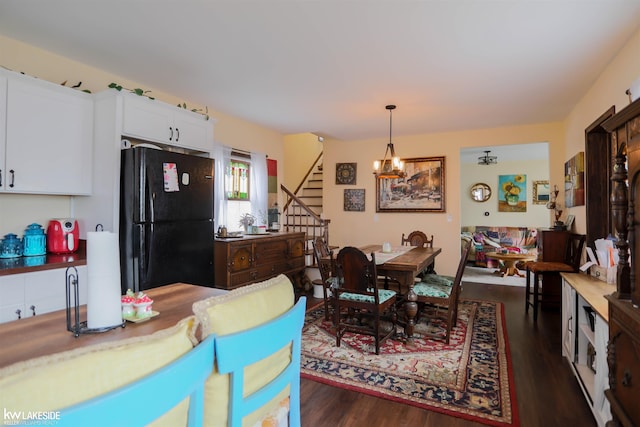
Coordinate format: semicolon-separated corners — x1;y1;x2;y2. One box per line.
250;151;268;225
212;143;232;230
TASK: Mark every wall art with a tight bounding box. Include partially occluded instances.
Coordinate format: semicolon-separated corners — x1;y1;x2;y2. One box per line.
344;189;365;211
376;156;445;213
565;152;585;207
532;180;550;205
498;174;527;212
336;162;357;185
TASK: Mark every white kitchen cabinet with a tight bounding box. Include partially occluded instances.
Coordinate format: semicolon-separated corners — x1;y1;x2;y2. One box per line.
122;93;213;153
0;69;93;195
0;74;6;192
562;280;576;359
561;274;612;427
0;266;87;323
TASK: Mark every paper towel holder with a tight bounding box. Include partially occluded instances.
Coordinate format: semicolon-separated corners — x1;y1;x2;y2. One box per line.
65;266;125;337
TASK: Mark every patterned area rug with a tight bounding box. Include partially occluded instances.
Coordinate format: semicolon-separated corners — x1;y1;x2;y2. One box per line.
301;299;519;427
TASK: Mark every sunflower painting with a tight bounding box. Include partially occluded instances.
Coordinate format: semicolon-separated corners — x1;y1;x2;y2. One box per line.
498;174;527;212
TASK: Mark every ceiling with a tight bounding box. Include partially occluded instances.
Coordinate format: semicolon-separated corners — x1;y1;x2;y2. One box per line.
1;1;640;141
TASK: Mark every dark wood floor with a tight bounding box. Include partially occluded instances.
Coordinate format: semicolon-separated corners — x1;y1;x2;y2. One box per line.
299;281;596;427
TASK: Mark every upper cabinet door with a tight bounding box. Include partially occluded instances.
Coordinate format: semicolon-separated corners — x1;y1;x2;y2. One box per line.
4;75;93;195
121;94;213;152
122;95;173;144
172;108;213;152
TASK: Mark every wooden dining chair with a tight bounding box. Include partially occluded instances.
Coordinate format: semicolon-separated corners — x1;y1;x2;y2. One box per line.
333;246;397;354
59;334;215;427
312;237;335;321
401;230;436;275
524;233;586;321
412;239;472;344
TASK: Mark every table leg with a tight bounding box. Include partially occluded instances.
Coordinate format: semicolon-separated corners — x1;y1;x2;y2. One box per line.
404;284;418;345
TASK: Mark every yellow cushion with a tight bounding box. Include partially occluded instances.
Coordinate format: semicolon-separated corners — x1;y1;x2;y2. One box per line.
192;274;295;427
0;316;196;427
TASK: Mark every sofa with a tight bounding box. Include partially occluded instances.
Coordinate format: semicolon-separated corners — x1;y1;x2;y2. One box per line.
0;274;299;427
461;226;538;268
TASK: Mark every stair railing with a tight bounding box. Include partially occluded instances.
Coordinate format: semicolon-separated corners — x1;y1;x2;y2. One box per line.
281;184;330;253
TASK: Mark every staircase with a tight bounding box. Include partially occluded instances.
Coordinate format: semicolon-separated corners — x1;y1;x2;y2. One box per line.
281;152;330;279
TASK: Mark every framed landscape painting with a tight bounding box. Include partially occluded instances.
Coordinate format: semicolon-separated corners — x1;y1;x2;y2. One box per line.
375;156;445;213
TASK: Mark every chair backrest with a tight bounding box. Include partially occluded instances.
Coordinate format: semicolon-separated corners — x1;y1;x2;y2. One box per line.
401;231;434;248
60;334;215;427
335;246;379;294
455;239;473;287
565;233;587;270
215;297;306;427
312;237;333;282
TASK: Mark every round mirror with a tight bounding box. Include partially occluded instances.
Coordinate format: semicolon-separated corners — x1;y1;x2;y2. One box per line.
470;183;492;202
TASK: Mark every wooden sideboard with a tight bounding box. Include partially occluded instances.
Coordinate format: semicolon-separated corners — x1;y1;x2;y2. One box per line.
214;232;306;290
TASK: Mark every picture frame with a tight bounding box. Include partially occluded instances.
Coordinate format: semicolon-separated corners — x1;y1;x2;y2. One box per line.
498;174;527;212
336;162;357;185
565;152;585;208
565;214;575;230
375;156;445;213
532;180;550;205
344;189;365;211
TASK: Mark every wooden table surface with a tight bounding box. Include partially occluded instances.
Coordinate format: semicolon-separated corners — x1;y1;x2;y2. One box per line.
0;283;225;369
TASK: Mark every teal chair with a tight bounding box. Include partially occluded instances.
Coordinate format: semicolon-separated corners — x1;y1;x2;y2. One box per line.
215;297;306;427
59;334;215;427
413;239;472;344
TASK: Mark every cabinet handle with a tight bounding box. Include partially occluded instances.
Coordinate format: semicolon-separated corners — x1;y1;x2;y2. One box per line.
169;127;174;141
176;128;180;141
30;305;36;316
0;169;2;186
567;316;573;333
9;169;15;188
622;369;632;387
15;309;21;320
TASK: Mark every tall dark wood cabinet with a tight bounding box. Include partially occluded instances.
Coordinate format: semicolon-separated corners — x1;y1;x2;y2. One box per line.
537;229;570;310
602;98;640;427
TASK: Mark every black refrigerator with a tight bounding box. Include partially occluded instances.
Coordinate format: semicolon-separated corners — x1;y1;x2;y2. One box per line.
120;147;215;293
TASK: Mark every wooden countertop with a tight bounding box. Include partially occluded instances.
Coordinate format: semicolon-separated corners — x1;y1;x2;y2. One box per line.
214;230;304;241
0;283;225;369
561;272;616;322
0;240;87;276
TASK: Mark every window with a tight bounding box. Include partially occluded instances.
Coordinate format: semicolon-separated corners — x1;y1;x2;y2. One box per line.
225;159;250;200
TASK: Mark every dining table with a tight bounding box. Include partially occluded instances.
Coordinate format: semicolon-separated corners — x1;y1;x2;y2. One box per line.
350;244;442;343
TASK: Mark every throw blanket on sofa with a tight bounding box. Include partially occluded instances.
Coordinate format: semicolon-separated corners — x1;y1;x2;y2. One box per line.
461;226;538;267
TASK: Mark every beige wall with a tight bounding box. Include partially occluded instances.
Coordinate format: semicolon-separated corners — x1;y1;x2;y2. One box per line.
283;133;323;191
562;29;640;238
460;157;550;228
0;35;285;237
323;123;564;274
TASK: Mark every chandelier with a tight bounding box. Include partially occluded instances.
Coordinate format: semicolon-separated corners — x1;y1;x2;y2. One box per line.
373;105;405;179
478;150;498;165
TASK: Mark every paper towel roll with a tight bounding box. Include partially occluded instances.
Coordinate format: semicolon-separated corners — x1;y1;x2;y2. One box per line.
86;231;123;329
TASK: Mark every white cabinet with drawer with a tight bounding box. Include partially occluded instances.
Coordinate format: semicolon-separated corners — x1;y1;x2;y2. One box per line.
0;266;87;323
